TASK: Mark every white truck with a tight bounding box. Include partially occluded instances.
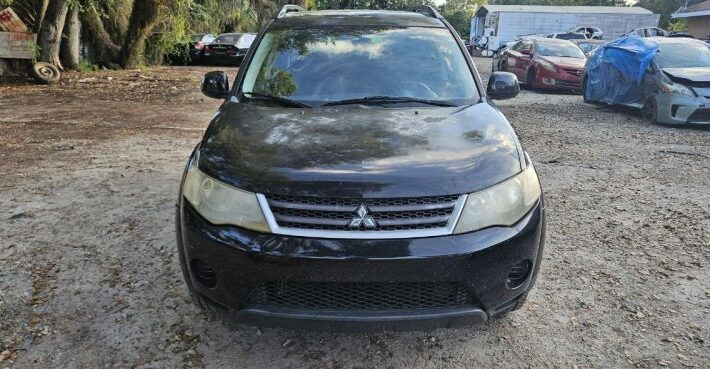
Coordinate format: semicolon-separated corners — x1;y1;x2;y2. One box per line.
471;5;661;54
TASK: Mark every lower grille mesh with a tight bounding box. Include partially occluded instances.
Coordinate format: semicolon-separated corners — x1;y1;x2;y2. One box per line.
688;108;710;122
246;281;474;310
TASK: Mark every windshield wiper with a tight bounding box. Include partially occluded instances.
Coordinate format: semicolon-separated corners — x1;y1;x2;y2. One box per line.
242;92;312;108
321;96;459;107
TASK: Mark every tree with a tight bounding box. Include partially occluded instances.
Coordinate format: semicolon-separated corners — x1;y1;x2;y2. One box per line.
121;0;169;68
38;0;68;68
60;6;79;69
633;0;684;28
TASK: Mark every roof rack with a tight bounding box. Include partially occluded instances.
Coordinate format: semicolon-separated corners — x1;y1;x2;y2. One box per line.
277;4;305;18
411;5;443;19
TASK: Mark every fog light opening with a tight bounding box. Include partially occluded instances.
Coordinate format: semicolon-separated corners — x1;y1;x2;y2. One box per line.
507;260;532;289
191;259;218;288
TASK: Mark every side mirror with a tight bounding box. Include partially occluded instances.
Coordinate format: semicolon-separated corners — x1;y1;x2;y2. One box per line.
520;49;532;56
487;72;520;100
202;71;229;99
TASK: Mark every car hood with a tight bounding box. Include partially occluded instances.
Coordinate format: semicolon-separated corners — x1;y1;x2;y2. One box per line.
662;67;710;84
197;102;524;198
540;56;587;69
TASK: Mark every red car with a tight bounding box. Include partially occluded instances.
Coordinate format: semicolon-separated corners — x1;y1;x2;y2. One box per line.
500;38;587;91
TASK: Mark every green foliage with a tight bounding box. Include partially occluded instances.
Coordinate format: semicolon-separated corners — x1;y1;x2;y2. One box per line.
668;18;688;32
312;0;433;10
633;0;685;28
77;59;98;72
438;0;482;40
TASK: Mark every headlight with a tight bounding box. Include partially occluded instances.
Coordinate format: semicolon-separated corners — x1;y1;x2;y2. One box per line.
660;82;695;97
454;164;541;234
538;60;558;73
182;166;271;233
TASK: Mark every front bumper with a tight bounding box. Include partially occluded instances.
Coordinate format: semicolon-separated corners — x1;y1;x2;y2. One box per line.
535;67;582;91
203;53;246;66
654;93;710;125
176;199;545;331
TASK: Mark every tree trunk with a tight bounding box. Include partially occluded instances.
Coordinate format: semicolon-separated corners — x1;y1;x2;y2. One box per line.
60;8;80;70
121;0;165;68
33;0;50;34
79;1;122;67
38;0;69;68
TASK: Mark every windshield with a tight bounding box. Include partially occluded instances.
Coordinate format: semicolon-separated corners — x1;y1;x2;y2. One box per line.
535;42;586;58
240;26;478;107
214;34;242;44
655;42;710;68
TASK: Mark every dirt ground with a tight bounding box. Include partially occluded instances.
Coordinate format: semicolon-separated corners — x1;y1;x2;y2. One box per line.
1;58;708;369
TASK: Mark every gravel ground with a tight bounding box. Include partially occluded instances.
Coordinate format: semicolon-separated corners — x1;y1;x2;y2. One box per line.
1;58;708;369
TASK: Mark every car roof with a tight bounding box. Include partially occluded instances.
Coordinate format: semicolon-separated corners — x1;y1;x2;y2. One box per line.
647;36;705;45
532;37;575;44
269;10;445;29
571;39;604;44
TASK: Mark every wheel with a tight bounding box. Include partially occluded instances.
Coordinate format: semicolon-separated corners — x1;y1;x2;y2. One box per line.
30;62;61;84
642;97;658;124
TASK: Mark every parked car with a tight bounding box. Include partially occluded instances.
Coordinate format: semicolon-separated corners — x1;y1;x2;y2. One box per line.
624;27;669;38
165;33;216;65
571;39;605;56
492;41;516;72
547;32;587;40
668;31;694;38
583;37;710;125
202;33;257;66
568;26;603;40
501;38;587;91
178;5;545;331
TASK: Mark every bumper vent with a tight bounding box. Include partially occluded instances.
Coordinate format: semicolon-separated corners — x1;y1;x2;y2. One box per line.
263;194;464;234
246;281;474;310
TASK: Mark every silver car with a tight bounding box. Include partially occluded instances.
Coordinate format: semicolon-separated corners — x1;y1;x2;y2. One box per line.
641;38;710;124
585;37;710;125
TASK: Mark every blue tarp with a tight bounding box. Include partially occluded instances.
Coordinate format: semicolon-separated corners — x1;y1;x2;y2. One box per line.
584;36;659;106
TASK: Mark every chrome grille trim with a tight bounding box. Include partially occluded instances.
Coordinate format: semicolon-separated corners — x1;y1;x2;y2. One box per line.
256;194;467;240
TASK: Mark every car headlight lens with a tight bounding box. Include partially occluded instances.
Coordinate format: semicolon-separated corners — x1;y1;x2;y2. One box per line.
538;60;558;73
454;164;541;234
182;166;271;233
661;82;695;97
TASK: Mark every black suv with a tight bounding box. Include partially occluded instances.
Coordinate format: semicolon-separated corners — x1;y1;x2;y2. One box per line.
176;6;545;331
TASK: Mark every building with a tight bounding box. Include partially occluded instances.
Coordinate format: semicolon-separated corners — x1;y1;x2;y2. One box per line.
471;5;659;52
672;0;710;40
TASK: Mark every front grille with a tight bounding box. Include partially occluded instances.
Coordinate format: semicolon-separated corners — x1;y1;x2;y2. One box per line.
555;79;581;88
688;108;710;122
245;281;474;310
265;194;462;232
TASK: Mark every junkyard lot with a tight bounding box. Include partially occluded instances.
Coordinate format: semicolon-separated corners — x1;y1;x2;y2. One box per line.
0;58;708;369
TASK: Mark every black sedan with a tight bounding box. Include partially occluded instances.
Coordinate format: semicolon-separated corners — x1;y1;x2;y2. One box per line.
202;33;257;66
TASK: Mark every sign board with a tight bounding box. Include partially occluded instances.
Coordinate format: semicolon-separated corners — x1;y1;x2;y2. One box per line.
0;7;29;33
0;32;36;59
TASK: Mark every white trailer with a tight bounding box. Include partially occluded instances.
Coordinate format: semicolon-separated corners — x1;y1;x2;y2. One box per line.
471;5;660;53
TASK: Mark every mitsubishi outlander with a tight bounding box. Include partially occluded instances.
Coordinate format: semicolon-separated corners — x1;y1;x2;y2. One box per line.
176;5;545;331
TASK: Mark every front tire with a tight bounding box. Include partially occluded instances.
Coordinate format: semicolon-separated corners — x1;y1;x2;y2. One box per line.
642;97;658;124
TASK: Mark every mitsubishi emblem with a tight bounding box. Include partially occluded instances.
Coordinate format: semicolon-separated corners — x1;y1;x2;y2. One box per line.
348;205;377;229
